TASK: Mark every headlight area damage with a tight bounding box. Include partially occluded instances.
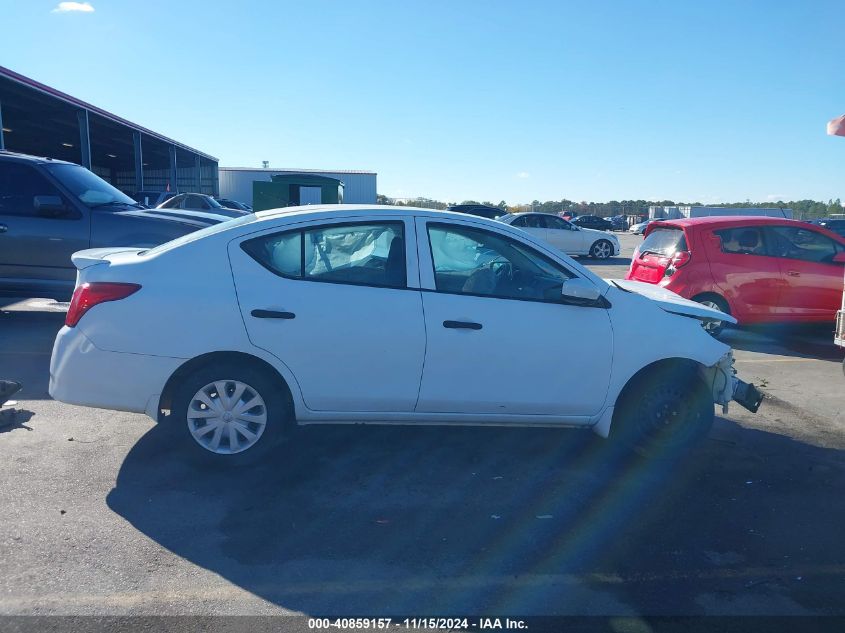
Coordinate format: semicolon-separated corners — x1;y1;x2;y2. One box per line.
703;351;764;414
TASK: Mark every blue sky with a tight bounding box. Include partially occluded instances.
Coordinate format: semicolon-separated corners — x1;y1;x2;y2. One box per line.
2;0;844;204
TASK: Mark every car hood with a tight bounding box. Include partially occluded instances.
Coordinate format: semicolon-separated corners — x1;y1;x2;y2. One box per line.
610;279;737;323
579;226;617;238
118;208;230;228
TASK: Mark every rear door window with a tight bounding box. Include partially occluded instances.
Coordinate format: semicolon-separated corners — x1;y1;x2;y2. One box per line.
640;227;688;255
544;216;570;230
715;227;766;255
242;222;407;288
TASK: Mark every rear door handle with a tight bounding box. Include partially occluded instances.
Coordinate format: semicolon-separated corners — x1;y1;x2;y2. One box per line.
443;320;482;330
786;270;800;277
0;224;7;233
251;309;296;319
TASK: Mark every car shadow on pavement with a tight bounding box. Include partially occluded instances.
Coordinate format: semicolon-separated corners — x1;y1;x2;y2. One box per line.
0;310;66;400
721;324;844;361
577;256;632;267
107;418;845;616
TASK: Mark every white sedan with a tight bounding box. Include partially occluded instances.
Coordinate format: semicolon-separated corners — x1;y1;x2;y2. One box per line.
49;205;760;463
498;212;620;259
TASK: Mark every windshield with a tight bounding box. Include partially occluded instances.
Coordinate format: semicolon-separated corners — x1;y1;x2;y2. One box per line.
43;163;136;207
142;213;256;257
640;227;688;255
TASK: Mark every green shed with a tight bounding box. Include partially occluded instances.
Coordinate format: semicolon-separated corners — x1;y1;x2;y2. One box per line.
252;173;344;211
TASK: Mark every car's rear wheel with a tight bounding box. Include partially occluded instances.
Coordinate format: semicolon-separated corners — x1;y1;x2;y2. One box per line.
171;363;289;464
613;370;714;457
590;239;613;259
693;294;730;337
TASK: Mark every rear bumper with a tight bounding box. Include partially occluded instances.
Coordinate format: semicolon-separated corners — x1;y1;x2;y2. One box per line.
49;326;182;415
835;310;845;348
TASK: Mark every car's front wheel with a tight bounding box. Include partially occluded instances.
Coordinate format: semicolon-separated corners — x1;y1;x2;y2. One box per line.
171;363;289;463
590;239;613;259
613;369;714;456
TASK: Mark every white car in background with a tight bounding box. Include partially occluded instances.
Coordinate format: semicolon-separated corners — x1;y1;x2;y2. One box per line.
49;205;760;464
499;212;620;259
629;219;656;235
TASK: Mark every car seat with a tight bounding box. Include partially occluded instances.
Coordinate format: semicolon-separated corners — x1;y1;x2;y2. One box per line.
385;236;406;287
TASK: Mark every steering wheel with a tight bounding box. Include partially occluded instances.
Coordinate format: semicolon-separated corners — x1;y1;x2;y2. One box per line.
485;260;513;292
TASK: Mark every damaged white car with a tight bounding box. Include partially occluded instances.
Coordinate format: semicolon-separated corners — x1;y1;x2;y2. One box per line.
49;205;761;463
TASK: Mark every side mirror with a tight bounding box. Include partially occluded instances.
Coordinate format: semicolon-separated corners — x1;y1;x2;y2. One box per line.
561;278;602;303
833;251;845;264
34;195;68;218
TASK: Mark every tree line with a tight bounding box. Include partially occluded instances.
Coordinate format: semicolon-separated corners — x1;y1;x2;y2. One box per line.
377;195;844;220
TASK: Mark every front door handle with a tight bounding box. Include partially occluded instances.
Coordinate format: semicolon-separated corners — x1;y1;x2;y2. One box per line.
251;309;296;319
786;270;800;277
443;320;482;330
0;224;7;233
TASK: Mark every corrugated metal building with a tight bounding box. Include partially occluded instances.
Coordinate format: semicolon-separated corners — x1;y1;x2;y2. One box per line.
649;205;793;219
219;167;377;206
679;206;793;219
0;65;218;196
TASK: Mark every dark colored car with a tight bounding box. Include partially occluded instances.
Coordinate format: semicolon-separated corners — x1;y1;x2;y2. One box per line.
571;214;613;231
809;218;845;238
446;204;505;219
0;151;229;299
131;190;177;208
157;193;249;219
626;216;845;335
216;198;252;212
608;215;629;231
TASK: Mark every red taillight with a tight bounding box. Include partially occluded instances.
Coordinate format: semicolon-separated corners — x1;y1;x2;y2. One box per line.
670;250;691;268
664;250;691;277
65;282;141;327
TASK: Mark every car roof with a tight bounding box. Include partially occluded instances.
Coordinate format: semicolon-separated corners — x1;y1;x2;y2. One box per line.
0;150;76;165
505;212;552;218
256;204;501;224
650;216;800;229
647;215;845;242
448;203;501;209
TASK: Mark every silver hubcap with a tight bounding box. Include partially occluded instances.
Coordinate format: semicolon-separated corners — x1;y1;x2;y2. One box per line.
187;380;267;455
594;242;611;258
699;301;723;333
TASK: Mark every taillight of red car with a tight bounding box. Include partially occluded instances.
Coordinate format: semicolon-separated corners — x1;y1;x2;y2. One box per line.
665;250;691;276
65;282;141;327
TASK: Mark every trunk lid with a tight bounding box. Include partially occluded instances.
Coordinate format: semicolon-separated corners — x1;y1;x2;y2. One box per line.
611;279;737;323
71;247;146;270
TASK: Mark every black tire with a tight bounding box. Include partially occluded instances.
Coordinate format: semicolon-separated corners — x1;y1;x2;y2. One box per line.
590;239;613;259
170;362;290;465
612;370;714;457
693;293;730;337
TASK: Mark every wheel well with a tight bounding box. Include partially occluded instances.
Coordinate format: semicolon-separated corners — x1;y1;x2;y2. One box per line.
613;358;707;413
691;292;730;314
158;351;294;420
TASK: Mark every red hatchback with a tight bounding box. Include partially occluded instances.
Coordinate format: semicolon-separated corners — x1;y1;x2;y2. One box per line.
626;217;845;333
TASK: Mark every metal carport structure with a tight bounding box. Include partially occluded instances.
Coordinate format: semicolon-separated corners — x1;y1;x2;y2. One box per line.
0;65;218;196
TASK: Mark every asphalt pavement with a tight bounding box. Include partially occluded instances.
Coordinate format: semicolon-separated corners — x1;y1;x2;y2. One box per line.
0;231;843;618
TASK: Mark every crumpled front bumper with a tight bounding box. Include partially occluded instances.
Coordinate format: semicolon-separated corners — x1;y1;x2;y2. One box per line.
706;351;763;414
